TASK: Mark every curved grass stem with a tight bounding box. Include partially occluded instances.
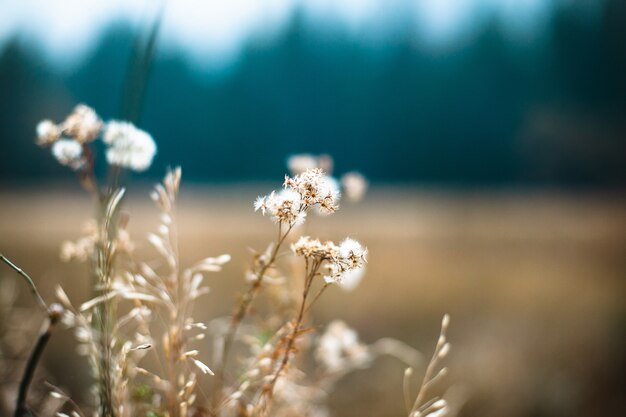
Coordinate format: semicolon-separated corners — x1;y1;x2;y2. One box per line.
0;254;48;312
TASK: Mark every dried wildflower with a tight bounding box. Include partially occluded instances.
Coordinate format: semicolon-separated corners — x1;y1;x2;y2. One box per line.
341;171;368;202
62;104;102;143
315;175;341;215
291;235;367;290
103;121;157;172
338;238;367;269
255;189;306;226
323;238;367;284
336;267;365;291
23;109;460;417
255;168;343;229
284;168;340;211
51;139;85;170
36;119;61;146
291;236;337;260
254;195;269;214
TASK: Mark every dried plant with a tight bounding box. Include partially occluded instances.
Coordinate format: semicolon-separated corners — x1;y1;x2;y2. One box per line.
0;255;64;417
0;105;458;417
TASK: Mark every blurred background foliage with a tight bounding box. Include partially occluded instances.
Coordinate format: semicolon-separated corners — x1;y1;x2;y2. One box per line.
0;0;624;185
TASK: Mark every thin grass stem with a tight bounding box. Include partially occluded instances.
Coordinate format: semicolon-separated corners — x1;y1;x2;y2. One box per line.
0;254;48;312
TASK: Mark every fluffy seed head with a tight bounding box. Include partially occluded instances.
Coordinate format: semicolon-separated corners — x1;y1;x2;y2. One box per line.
104;121;157;172
36;119;61;146
323;238;367;284
51;139;85;170
256;189;306;226
338;238;367;269
284;168;341;213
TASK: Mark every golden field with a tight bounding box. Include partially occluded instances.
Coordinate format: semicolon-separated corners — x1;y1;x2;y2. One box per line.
1;185;624;417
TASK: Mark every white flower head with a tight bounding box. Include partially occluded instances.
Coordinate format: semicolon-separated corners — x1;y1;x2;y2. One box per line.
51;139;84;170
36;119;61;146
256;189;306;226
104;121;157;172
337;267;365;291
254;195;268;215
323;238;367;284
316;175;341;215
338;238;367;267
284;168;340;213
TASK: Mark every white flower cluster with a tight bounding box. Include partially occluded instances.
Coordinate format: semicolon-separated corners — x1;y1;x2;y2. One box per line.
254;168;341;226
254;189;306;226
51;139;85;170
284;168;341;215
104;121;157;172
287;153;368;204
36;104;156;172
291;236;367;287
291;236;337;259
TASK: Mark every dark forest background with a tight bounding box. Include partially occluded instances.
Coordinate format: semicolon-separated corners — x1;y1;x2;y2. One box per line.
0;1;624;186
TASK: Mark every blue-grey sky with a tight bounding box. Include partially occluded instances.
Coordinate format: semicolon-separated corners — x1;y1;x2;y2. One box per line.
0;0;599;71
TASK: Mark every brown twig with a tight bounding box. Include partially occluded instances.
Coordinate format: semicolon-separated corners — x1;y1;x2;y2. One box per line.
1;253;65;417
14;305;64;417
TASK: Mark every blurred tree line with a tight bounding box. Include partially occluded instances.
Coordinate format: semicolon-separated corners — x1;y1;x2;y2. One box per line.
0;1;624;186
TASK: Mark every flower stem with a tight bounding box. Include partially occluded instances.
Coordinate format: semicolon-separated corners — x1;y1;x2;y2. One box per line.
212;223;293;414
258;259;320;414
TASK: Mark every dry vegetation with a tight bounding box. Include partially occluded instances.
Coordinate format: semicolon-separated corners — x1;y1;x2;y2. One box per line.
2;186;624;417
1;106;462;417
0;105;624;417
